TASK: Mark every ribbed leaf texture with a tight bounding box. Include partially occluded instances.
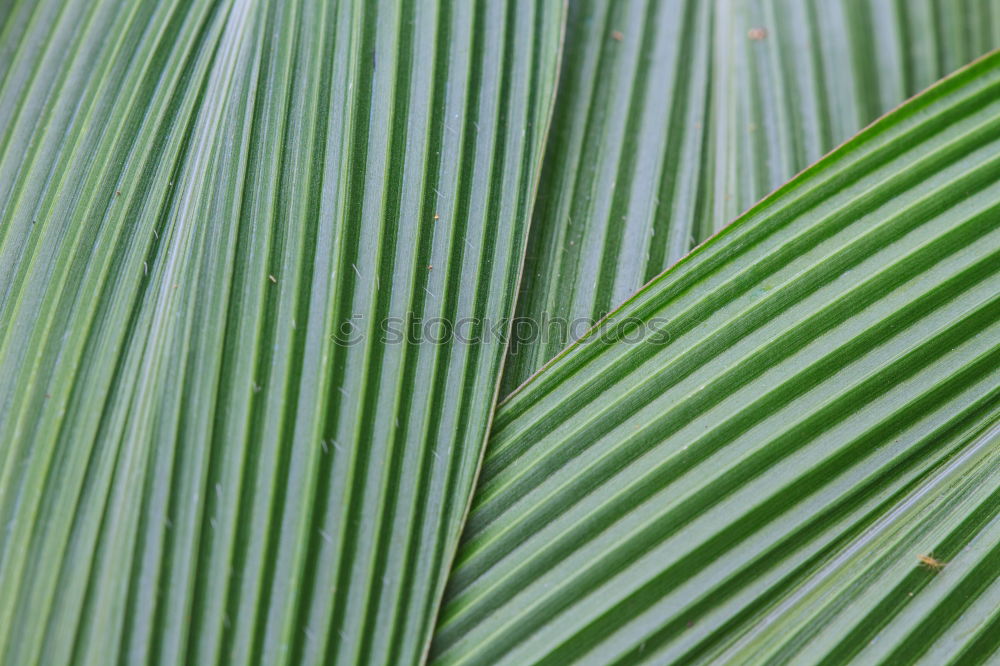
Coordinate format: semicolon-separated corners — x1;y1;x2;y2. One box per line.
501;0;1000;394
0;2;561;665
710;0;1000;230
432;52;1000;665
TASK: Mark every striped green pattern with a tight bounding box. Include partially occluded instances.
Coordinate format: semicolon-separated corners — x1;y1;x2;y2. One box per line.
433;51;1000;665
502;0;1000;395
504;0;713;394
710;0;1000;232
0;1;561;665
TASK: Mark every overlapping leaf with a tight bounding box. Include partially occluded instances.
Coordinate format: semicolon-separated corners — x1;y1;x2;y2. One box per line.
432;51;1000;665
503;0;712;394
0;1;562;665
710;0;1000;230
502;0;1000;394
5;2;1000;665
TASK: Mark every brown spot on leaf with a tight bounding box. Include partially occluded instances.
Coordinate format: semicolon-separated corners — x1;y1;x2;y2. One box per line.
918;554;946;571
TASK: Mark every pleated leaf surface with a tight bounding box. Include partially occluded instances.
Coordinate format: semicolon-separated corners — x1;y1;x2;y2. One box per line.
501;0;1000;394
433;51;1000;665
0;1;562;665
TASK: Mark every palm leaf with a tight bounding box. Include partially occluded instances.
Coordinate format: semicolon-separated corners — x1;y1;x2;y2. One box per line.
501;0;1000;395
709;0;1000;231
0;1;562;665
432;51;1000;665
503;0;713;394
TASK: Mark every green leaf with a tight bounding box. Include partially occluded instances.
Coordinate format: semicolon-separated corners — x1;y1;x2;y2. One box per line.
432;51;1000;665
709;0;1000;232
503;0;713;394
712;414;1000;664
0;2;561;665
501;0;1000;395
